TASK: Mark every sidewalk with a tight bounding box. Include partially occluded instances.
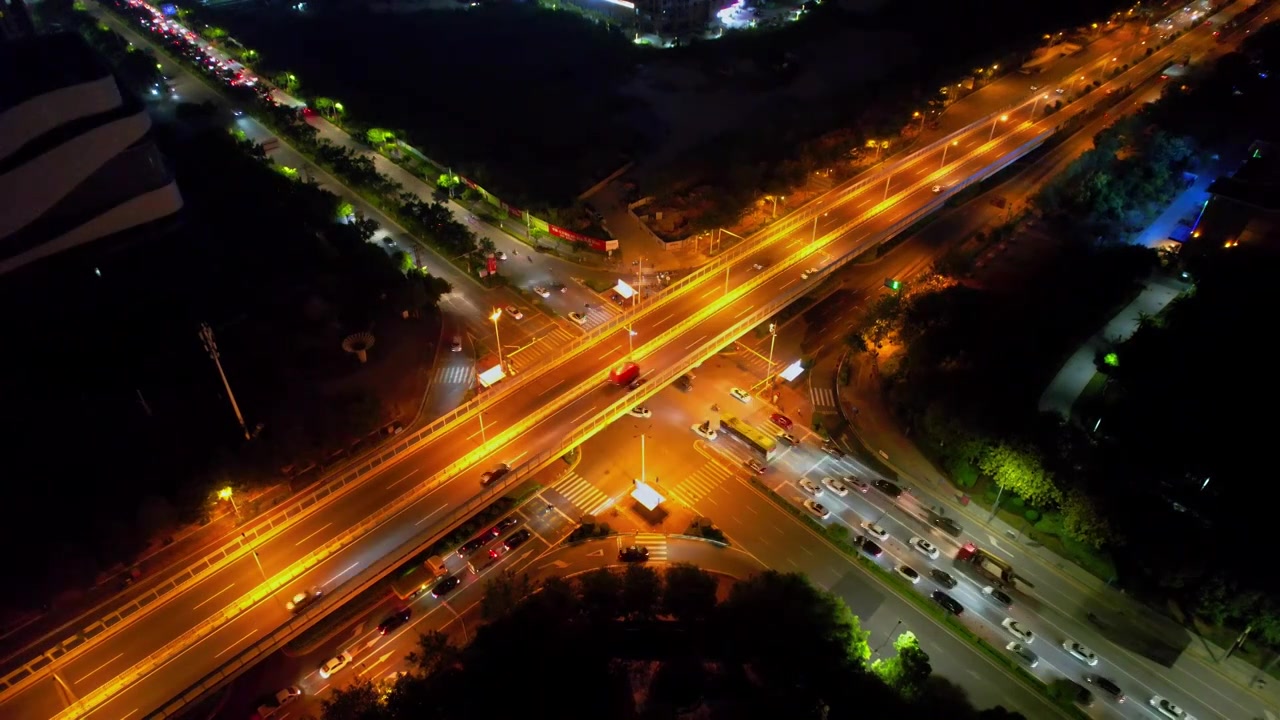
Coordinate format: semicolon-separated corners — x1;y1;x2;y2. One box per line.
832;348;1280;709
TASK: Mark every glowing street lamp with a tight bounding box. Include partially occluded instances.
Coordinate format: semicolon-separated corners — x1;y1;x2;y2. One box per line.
913;110;926;132
627;326;638;354
940;139;959;169
988;114;1008;142
217;486;239;517
1031;93;1050;118
490;309;504;371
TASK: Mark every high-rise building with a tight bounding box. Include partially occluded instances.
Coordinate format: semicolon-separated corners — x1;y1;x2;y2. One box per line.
0;30;183;276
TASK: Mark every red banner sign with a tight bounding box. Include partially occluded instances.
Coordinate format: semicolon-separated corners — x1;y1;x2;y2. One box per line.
487;255;498;274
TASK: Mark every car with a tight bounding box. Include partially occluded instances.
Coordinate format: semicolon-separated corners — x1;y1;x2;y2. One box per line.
627;378;648;392
1029;84;1039;91
377;608;412;635
450;335;463;352
751;262;765;271
487;516;520;535
800;267;820;280
568;311;587;325
821;477;849;496
534;286;551;298
932;590;963;615
1085;675;1125;702
857;537;883;557
457;534;495;557
619;545;650;562
931;184;942;193
551;283;568;293
480;463;510;486
232;108;243;116
729;387;751;403
692;423;718;441
769;412;793;429
874;479;904;497
628;406;652;418
845;476;870;493
910;536;940;560
1055;87;1065;94
982;586;1014;608
495;250;507;260
257;686;302;717
503;305;523;320
1063;640;1098;666
285;590;318;612
803;499;830;520
931;516;963;537
745;458;768;474
319;652;354;678
1001;618;1034;643
503;528;533;550
776;431;800;445
930;568;958;588
860;522;889;542
798;479;823;496
820;442;845;458
896;565;921;584
1067;682;1095;708
1149;695;1196;720
430;575;461;598
1006;641;1039;668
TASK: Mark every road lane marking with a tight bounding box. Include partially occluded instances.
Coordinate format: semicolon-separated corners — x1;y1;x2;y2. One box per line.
536;378;567;398
294;523;334;547
684;334;707;350
568;406;597;426
326;562;360;586
415;503;448;527
74;653;123;685
652;312;674;326
597;346;620;360
733;304;756;319
192;583;236;610
385;467;421;490
699;288;718;300
118;711;138;720
214;630;257;658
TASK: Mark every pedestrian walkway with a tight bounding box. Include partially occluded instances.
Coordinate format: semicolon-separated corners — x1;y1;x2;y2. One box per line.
432;364;474;385
506;325;578;374
1038;273;1187;418
810;385;835;409
629;533;669;561
578;303;619;329
549;472;611;517
667;462;735;508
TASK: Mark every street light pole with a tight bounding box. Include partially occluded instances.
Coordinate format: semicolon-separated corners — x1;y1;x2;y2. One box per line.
218;487;239;518
766;323;778;384
252;550;269;583
988;114;1008;142
627;326;637;354
641;432;647;484
490;309;504;372
987;484;1005;522
940;140;958;169
883;173;892;201
1031;93;1049;118
198;323;250;440
724;265;730;295
810;212;828;243
872;619;904;657
478;411;488;444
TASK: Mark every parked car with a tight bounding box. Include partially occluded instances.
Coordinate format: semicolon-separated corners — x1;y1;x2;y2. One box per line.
1149;695;1196;720
319;652;354;679
931;516;963;537
568;311;587;325
619;546;650;562
857;537;883;557
745;459;768;474
729;387;751;403
503;305;523;320
1006;641;1039;668
798;479;822;496
860;522;889;542
534;286;551;298
628;406;652;418
1085;675;1125;703
1063;639;1099;666
803;499;830;520
896;565;921;584
821;477;849;496
844;476;870;493
874;479;904;497
1001;618;1034;644
769;412;793;429
692;423;718;441
502;528;533;550
910;536;940;560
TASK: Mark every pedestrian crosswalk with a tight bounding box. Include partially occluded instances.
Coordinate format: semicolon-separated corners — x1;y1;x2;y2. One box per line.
630;533;668;561
506;325;578;374
550;471;612;517
667;462;735;508
810;386;835;409
433;364;474;385
577;303;618;328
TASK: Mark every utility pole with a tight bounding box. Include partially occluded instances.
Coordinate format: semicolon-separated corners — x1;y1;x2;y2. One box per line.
198;323;250;440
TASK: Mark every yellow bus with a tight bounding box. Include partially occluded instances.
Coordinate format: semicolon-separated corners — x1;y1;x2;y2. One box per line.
721;415;778;461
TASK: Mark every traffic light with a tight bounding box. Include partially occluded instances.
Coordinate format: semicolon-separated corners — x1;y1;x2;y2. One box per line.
885;278;902;291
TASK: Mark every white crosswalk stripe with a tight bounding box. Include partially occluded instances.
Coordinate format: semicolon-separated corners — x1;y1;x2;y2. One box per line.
551;472;612;517
668;462;734;508
507;326;576;374
630;533;668;561
433;364;474;384
811;386;835;408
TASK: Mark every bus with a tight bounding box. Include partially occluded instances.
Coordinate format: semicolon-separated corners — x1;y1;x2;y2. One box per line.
720;415;778;461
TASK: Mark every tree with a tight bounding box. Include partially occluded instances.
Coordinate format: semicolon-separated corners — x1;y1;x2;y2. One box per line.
406;630;458;676
662;563;719;622
320;678;388;720
1057;489;1114;549
872;631;933;700
620;563;662;620
977;443;1060;507
480;570;533;621
367;128;396;146
577;567;623;623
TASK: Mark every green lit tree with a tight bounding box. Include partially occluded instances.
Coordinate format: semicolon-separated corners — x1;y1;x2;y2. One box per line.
872;631;933;700
1058;489;1114;549
978;442;1060;507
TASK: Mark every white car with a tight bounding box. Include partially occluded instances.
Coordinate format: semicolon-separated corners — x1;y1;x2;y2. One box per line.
895;565;921;584
932;184;943;193
319;651;353;678
495;250;507;260
803;499;830;520
800;267;820;280
1149;695;1196;720
534;286;551;298
1063;640;1098;666
285;590;318;612
751;262;765;271
568;311;587;325
845;476;871;493
729;387;751;403
1001;618;1034;644
629;406;652;418
860;522;889;541
504;305;523;320
910;536;940;560
1006;642;1039;668
821;477;849;496
798;479;823;496
450;335;463;352
691;423;718;441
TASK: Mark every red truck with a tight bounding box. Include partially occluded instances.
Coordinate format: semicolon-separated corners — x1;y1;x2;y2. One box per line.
608;361;640;386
